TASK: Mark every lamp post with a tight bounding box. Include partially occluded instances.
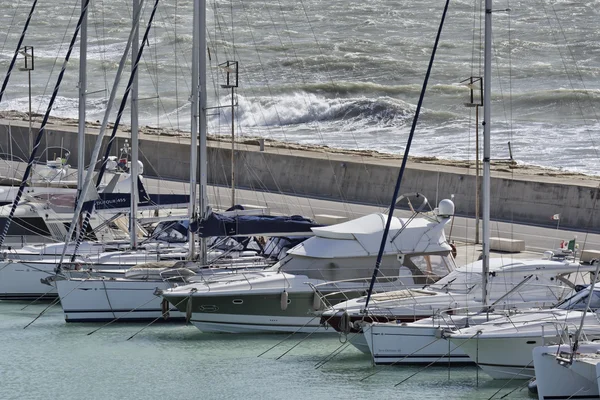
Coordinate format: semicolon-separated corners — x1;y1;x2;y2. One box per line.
461;76;483;244
19;46;34;158
219;60;239;208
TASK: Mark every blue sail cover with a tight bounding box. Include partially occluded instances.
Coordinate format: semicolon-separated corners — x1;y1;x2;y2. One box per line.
190;212;319;238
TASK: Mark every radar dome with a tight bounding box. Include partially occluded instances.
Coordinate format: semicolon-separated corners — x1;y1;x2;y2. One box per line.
437;199;455;217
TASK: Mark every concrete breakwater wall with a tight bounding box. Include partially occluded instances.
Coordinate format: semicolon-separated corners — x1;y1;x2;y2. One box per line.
1;118;599;232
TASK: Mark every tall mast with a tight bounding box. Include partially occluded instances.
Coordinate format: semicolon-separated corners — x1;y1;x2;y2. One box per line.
481;0;492;305
57;0;149;267
77;0;87;192
130;0;140;249
188;0;200;259
199;0;208;264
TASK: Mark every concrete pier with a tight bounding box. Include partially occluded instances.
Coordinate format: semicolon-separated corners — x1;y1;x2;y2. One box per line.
1;116;599;232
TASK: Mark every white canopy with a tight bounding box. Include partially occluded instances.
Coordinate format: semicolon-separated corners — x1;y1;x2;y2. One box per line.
288;213;451;259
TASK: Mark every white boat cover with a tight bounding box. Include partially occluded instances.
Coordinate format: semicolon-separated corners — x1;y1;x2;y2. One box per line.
289;213;450;259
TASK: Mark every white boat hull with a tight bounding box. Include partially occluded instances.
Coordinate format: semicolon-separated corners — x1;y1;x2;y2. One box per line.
57;278;185;322
363;323;470;364
0;252;180;300
533;344;600;400
0;260;59;300
456;335;553;379
190;313;328;334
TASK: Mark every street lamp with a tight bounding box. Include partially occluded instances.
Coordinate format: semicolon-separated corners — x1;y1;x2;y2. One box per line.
19;46;34;157
461;76;483;244
219;60;239;207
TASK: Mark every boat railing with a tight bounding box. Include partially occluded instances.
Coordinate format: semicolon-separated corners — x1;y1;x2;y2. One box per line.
309;274;413;308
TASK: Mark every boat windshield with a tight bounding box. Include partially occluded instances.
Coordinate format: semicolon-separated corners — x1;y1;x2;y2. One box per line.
152;220;188;243
429;268;481;293
556;288;600;310
407;254;453;278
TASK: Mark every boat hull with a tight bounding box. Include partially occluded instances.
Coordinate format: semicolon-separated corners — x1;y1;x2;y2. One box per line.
166;291;345;333
57;278;185;322
533;344;600;400
0;260;59;300
363;323;470;364
190;313;325;333
454;335;553;379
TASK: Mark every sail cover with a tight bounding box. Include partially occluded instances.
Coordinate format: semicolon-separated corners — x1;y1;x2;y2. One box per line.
190;212;319;238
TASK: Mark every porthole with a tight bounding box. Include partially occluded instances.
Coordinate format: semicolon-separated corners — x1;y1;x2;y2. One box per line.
232;299;244;305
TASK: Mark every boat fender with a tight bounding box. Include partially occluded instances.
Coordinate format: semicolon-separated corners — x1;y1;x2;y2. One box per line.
161;298;170;320
312;291;322;310
450;242;457;259
527;379;538;395
280;290;289;311
339;311;351;334
185;297;193;324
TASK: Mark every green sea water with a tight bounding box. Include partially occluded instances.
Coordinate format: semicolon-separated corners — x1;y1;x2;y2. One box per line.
0;302;530;400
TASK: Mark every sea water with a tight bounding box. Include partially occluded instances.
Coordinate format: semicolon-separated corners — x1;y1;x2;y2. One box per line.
0;0;598;175
0;301;528;400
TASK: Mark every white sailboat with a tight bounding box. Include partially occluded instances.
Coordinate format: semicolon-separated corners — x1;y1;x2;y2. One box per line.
362;286;600;365
0;0;189;300
533;342;600;400
448;301;600;379
322;0;600;366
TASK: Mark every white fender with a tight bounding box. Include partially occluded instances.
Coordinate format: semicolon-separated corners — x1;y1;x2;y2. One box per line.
280;290;289;311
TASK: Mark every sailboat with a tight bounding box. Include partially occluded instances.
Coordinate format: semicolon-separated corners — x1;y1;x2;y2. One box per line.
532;342;600;399
531;266;600;397
0;0;192;300
48;0;322;320
320;0;598;362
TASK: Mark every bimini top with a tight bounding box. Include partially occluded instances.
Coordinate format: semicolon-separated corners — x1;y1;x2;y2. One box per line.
288;212;451;259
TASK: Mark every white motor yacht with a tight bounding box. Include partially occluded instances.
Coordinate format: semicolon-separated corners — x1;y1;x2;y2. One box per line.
160;202;457;334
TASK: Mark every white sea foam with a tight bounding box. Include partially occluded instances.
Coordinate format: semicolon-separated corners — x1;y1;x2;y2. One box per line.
0;0;598;175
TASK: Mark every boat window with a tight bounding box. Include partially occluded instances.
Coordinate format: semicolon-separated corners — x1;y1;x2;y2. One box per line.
0;217;51;236
406;254;452;283
557;289;600;310
430;269;482;293
152;220;188;243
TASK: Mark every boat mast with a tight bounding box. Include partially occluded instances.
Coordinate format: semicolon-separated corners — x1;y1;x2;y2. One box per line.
130;0;140;249
199;0;208;264
57;0;148;267
481;0;492;305
188;0;200;260
77;0;87;194
77;0;87;240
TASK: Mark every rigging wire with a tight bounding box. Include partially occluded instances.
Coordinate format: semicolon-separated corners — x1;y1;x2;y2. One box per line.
363;0;451;311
